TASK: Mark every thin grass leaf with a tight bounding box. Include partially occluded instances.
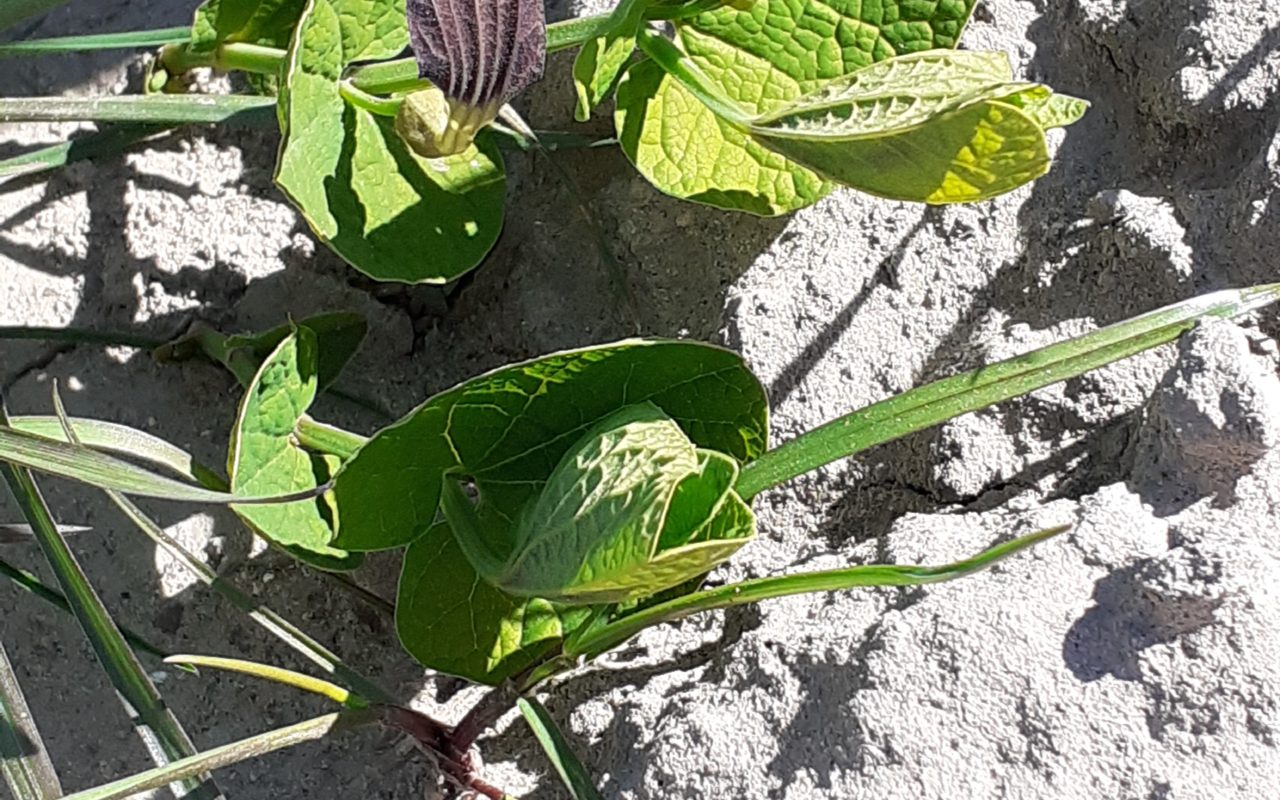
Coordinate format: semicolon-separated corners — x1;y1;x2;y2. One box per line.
0;639;63;800
164;655;363;708
107;493;395;705
0;554;181;665
7;415;227;489
566;525;1069;661
0;94;275;125
0;521;90;541
0;402;220;799
0;125;167;182
517;697;604;800
59;709;379;800
736;283;1280;498
0;26;189;57
0;421;326;504
0;0;69;33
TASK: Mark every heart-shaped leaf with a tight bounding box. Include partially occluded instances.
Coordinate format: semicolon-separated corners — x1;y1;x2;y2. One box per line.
336;340;768;683
276;0;506;284
228;326;361;570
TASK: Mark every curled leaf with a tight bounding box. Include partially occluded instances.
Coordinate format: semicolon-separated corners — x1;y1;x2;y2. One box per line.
442;402;755;605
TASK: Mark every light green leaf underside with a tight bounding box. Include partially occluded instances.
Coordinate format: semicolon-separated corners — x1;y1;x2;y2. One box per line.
276;0;505;284
761;97;1052;204
616;0;978;215
227;327;358;569
495;405;755;604
751;50;1016;140
1000;84;1090;130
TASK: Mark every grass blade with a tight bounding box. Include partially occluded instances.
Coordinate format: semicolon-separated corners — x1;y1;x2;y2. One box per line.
0;0;68;33
0;639;63;800
0;125;167;181
107;493;395;705
0;26;188;57
736;283;1280;498
567;525;1069;660
7;415;227;488
0;403;221;799
0;94;276;125
517;697;604;800
164;655;362;707
0;554;180;664
60;709;378;800
0;421;326;503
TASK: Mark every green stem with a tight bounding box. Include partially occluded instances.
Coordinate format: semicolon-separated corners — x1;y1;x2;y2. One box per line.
566;525;1067;660
59;710;379;800
158;41;285;76
338;81;402;117
633;28;750;124
295;417;368;461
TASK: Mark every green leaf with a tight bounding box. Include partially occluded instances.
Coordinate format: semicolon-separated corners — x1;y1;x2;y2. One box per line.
999;84;1090;130
0;422;316;504
275;0;507;284
0;403;218;798
736;283;1280;499
0;27;189;58
614;0;978;215
191;0;306;53
221;311;368;391
518;697;605;800
228;326;360;568
572;0;644;122
467;403;755;604
344;340;768;683
0;640;63;800
397;521;593;685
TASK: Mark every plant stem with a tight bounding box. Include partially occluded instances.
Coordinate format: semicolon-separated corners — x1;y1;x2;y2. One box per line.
59;709;379;800
338;81;401;117
450;681;524;755
157;41;285;76
295;416;368;460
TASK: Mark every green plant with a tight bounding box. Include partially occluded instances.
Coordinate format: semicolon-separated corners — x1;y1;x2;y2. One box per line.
3;285;1277;797
1;0;1085;284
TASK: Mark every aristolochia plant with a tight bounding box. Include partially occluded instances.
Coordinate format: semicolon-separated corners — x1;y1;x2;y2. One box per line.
1;285;1277;797
0;0;1086;283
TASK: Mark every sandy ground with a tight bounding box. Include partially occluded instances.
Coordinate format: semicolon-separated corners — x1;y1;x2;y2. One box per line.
2;0;1280;798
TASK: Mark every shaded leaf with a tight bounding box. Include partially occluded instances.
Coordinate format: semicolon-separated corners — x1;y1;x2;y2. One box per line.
276;0;506;283
518;697;605;800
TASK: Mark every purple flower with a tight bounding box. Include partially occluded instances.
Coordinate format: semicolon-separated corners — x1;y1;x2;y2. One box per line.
398;0;547;157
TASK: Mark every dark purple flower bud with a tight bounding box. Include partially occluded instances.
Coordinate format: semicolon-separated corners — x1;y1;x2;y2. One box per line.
396;0;546;158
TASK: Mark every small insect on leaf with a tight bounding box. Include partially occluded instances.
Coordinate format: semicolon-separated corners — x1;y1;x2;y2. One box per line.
399;0;546;158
